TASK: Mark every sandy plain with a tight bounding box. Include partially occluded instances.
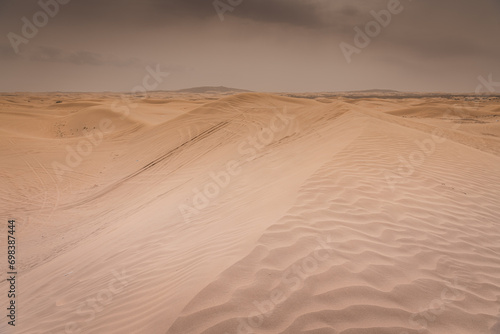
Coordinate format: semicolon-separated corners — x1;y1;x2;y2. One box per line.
1;91;499;334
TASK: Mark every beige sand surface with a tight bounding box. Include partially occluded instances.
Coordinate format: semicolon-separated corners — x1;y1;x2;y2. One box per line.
1;92;499;333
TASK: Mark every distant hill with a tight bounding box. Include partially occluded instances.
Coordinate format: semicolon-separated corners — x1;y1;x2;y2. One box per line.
174;86;252;94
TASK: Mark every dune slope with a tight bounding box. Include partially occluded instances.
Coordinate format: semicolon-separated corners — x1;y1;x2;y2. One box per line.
0;93;499;334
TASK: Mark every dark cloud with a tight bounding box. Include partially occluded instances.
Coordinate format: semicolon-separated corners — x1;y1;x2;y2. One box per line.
32;47;131;66
224;0;326;28
0;0;498;92
0;0;366;29
0;45;143;67
93;0;327;26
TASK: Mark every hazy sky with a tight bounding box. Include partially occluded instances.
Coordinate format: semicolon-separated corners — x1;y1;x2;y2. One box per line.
0;0;499;92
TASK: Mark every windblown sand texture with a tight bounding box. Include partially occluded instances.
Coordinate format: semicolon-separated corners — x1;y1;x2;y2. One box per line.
1;92;500;334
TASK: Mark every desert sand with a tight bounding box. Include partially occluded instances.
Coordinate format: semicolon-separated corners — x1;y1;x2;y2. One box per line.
1;91;500;334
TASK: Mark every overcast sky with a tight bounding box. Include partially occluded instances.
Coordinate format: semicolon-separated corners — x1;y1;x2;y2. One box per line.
0;0;499;92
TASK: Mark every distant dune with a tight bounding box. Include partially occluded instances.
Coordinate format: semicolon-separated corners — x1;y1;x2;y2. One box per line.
348;89;401;93
174;86;252;94
1;92;499;334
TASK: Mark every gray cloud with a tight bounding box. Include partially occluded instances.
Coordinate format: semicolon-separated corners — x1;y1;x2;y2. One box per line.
223;0;327;28
14;45;142;67
0;0;369;29
0;0;499;92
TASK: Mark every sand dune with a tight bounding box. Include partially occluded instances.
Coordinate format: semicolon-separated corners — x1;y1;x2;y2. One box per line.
0;92;499;334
